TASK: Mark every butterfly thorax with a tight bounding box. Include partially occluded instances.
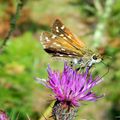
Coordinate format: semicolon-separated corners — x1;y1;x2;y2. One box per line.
71;48;102;67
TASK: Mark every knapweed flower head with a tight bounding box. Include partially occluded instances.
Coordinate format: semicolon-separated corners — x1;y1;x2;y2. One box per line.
0;110;8;120
37;62;103;107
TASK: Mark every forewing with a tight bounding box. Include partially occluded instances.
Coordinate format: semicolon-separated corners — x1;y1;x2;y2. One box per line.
40;32;84;58
52;19;85;49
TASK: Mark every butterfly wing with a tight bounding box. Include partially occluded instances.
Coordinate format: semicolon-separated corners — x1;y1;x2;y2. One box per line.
52;19;85;49
40;19;87;58
40;32;85;58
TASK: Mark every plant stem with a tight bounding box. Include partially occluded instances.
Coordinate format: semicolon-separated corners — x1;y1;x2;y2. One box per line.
39;101;55;120
0;0;26;53
93;0;114;48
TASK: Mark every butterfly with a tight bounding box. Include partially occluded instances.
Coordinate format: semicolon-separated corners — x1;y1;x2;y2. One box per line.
40;19;102;68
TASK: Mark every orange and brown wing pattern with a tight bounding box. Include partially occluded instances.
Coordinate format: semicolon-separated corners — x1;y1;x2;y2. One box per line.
40;19;86;58
40;32;85;58
52;19;85;49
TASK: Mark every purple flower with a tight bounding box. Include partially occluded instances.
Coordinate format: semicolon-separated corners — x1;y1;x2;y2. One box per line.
36;63;103;107
0;110;8;120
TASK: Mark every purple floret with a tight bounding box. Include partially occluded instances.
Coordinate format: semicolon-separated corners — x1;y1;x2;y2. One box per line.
38;63;103;107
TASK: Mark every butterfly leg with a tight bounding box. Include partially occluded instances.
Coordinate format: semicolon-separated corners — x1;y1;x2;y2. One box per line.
75;58;85;71
76;58;93;72
69;59;80;71
69;61;74;67
69;60;79;71
69;58;91;72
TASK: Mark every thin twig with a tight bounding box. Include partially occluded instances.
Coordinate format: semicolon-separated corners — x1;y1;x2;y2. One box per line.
0;0;26;53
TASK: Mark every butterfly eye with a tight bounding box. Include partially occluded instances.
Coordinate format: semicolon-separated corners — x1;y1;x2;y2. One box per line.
93;55;97;60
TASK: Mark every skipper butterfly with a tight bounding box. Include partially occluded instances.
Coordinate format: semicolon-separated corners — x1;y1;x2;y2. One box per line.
40;19;102;68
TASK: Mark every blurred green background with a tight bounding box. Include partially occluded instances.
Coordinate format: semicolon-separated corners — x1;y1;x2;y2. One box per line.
0;0;120;120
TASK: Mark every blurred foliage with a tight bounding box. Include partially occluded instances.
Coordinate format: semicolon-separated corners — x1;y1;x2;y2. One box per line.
108;0;120;37
0;32;40;119
0;0;120;120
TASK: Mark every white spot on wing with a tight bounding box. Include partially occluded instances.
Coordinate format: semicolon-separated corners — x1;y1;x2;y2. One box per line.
61;48;65;51
59;54;63;57
56;29;59;32
63;37;67;40
61;25;65;30
52;34;56;39
56;26;59;32
56;26;58;29
40;33;43;42
56;44;61;47
53;42;57;45
59;34;64;37
56;53;63;57
45;37;50;42
67;35;71;39
68;55;72;57
53;42;61;47
72;52;77;55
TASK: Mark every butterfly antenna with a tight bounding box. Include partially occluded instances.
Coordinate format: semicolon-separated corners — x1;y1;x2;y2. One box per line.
102;55;113;60
98;61;110;81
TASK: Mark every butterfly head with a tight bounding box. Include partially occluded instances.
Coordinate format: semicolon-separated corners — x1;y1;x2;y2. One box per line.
88;53;102;67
